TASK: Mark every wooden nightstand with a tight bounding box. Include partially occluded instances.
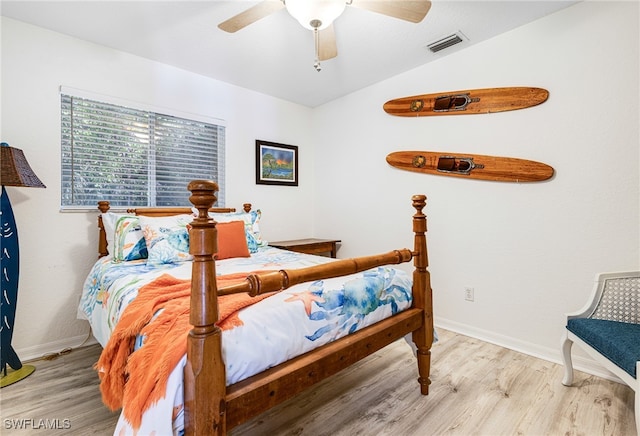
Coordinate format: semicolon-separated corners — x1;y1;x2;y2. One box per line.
269;238;341;258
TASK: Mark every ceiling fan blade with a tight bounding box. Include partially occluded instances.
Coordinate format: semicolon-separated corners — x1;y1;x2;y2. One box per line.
350;0;432;23
318;24;338;61
218;1;285;33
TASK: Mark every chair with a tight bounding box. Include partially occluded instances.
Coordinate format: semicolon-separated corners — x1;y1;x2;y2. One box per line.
561;271;640;434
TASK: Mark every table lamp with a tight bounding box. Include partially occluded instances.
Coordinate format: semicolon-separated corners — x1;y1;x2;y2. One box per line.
1;142;46;388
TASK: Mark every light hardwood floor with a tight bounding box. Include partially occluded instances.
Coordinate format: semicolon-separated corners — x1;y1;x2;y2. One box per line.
1;329;635;435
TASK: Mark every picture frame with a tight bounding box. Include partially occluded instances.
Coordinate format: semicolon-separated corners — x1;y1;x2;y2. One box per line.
255;140;298;186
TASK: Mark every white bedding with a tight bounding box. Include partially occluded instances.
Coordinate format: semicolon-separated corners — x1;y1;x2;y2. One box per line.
78;246;413;435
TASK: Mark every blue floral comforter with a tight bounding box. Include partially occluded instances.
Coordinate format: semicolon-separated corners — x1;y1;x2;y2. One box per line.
78;246;413;435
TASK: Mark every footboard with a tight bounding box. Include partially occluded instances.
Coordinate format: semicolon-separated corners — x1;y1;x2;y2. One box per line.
184;180;432;435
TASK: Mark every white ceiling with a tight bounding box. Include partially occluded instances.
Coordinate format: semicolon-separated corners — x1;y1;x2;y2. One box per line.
1;1;578;108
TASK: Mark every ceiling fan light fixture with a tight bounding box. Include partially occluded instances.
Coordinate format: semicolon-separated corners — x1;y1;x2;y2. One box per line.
285;0;346;30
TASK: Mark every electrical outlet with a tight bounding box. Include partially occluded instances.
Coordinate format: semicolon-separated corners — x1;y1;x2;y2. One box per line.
464;287;475;302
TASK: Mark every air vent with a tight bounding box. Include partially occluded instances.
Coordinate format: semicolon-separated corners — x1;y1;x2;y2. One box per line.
426;32;466;53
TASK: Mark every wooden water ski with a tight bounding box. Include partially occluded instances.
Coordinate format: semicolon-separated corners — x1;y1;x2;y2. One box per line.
383;87;548;117
386;151;554;182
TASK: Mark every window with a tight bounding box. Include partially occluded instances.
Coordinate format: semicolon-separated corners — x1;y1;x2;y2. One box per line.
61;91;225;210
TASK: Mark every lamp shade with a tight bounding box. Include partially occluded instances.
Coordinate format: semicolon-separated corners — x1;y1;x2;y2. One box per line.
285;0;346;30
1;142;46;188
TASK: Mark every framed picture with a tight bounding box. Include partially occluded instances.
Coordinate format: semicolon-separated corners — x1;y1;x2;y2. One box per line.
255;140;298;186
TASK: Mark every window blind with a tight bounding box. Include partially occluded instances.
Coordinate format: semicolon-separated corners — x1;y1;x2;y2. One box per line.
61;93;225;209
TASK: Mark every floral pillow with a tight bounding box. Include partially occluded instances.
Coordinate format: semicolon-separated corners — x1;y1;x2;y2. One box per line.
102;213;147;261
112;216;148;262
102;212;126;256
139;215;194;265
208;210;267;253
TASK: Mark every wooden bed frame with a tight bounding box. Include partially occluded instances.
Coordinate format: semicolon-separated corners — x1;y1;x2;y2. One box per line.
96;180;433;435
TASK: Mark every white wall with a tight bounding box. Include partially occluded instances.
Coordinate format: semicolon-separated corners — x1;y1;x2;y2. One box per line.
1;17;315;359
312;1;639;375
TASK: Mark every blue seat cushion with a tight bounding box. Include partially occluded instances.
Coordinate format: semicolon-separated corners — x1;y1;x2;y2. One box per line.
567;318;640;379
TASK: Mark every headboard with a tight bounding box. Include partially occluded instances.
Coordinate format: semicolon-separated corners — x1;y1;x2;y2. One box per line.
96;201;252;258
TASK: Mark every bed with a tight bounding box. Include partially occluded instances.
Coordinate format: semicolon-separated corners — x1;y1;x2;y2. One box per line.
79;179;433;435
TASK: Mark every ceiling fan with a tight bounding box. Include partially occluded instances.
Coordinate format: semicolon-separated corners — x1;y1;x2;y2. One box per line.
218;0;432;71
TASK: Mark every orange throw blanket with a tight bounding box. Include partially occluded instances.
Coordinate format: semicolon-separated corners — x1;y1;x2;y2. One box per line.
96;272;272;429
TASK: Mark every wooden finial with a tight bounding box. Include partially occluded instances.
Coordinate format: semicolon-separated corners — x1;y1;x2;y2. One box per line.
188;180;218;219
411;194;426;214
97;201;111;213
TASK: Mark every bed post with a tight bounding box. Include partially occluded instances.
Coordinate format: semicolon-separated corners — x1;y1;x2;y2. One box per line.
97;201;110;258
184;180;226;435
411;194;433;395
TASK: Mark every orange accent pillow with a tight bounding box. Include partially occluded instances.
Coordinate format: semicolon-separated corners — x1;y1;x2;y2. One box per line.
215;220;251;260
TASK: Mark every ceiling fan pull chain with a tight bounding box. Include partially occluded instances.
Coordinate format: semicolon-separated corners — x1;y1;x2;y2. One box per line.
311;19;322;72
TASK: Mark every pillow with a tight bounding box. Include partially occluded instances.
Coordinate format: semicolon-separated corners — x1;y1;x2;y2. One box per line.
215;221;250;260
102;213;147;261
112;216;147;262
139;215;194;265
102;212;127;255
208;210;267;253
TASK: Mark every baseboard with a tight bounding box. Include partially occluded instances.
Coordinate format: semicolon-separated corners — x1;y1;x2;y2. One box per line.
17;332;98;363
434;317;623;384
